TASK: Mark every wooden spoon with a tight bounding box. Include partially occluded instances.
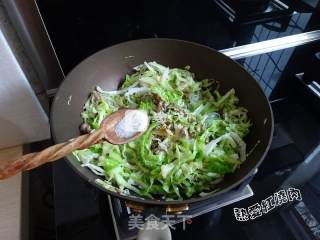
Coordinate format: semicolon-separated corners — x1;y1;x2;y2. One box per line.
0;109;149;180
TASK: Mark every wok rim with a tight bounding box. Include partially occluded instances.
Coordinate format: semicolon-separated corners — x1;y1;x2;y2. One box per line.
50;38;274;206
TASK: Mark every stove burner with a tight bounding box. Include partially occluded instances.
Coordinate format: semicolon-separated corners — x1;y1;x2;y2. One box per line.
214;0;294;24
109;180;254;240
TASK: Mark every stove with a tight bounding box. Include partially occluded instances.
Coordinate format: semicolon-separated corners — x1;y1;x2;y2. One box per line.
109;179;254;240
25;1;320;240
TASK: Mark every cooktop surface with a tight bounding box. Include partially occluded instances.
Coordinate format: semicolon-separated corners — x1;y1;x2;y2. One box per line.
37;0;320;77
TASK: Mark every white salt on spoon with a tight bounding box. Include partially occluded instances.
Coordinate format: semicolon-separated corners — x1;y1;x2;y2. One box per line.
115;110;149;139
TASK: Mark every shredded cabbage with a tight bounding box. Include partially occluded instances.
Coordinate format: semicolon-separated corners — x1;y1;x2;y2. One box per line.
74;62;251;200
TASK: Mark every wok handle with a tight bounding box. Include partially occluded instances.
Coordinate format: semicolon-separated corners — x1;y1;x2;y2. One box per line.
0;129;104;180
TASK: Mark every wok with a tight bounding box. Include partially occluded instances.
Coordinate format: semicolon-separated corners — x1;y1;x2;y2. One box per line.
51;39;273;207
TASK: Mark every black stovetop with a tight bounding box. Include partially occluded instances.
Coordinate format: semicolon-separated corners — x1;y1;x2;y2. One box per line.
27;1;320;240
37;0;320;85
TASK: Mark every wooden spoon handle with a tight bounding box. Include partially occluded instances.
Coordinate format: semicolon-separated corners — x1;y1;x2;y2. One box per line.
0;129;105;180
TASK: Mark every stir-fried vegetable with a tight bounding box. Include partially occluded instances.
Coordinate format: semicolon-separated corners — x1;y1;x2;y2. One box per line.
74;62;251;200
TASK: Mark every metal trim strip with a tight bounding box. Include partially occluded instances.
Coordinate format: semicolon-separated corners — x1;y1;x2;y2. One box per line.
2;0;65;90
309;84;320;98
220;30;320;60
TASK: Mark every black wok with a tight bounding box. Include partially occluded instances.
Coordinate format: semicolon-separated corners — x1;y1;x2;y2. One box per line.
51;39;273;206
